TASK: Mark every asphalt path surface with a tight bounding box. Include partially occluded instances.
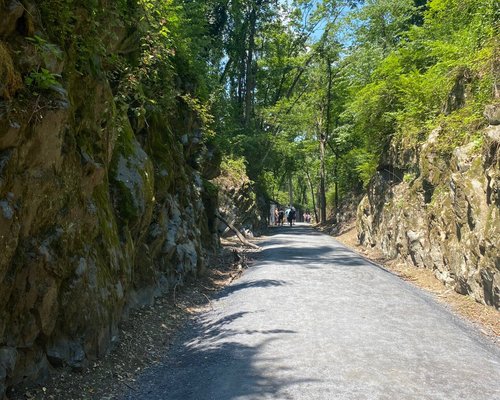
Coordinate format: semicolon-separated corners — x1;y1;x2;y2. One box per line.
122;224;500;400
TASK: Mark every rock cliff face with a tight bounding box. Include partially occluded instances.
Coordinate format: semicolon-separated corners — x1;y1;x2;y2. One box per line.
358;115;500;309
0;1;219;395
213;160;265;238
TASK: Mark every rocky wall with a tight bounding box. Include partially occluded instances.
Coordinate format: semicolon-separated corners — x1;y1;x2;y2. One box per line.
212;164;265;238
0;1;219;396
357;110;500;309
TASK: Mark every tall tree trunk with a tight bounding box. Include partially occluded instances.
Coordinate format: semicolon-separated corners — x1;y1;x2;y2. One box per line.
319;137;327;223
288;171;293;207
319;58;333;223
334;151;339;223
325;58;333;139
244;3;259;127
237;51;246;116
305;168;318;223
301;182;307;205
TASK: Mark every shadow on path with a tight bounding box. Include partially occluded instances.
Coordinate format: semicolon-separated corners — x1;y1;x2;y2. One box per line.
214;279;286;300
255;225;367;268
121;222;500;400
123;310;317;400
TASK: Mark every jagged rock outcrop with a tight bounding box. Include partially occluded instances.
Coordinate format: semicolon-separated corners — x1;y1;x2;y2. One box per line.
213;160;264;238
358;117;500;309
0;1;219;396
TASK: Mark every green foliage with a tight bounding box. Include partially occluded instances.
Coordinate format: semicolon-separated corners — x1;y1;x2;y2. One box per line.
180;94;216;139
26;35;64;67
403;172;416;183
34;0;497;219
339;0;496;181
23;34;64;92
37;0;75;41
25;68;61;90
432;107;486;156
220;156;249;184
350;149;378;188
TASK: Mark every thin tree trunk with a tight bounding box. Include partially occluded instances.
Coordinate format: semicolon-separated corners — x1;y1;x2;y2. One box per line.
244;4;258;127
288;171;293;207
237;51;246;115
305;168;318;223
219;58;233;84
319;137;327;223
325;57;333;139
325;141;339;220
321;57;334;223
334;151;339;222
301;181;307;205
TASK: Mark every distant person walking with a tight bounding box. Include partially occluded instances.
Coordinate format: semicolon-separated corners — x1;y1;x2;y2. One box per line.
274;208;279;226
287;207;296;227
278;209;284;226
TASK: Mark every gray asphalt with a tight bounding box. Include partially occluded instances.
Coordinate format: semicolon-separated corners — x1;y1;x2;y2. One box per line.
121;224;500;400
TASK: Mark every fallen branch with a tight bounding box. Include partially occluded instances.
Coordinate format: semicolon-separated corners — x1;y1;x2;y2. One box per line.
123;382;136;391
173;282;179;307
216;213;261;250
200;284;218;292
229;264;244;283
201;293;214;310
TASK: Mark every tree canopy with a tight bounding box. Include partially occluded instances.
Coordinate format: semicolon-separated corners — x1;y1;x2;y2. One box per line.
92;0;498;222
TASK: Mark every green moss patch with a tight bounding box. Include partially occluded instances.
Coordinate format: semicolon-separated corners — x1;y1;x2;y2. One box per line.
109;115;154;229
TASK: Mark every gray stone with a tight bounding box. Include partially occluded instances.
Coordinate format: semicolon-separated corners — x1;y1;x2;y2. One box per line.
12;347;50;385
75;258;87;276
484;104;500;125
46;337;86;370
0;201;13;220
406;230;422;244
46;338;69;368
176;242;198;272
0;347;17;380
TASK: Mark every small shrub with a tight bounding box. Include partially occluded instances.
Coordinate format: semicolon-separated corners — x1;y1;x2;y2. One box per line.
25;68;61;91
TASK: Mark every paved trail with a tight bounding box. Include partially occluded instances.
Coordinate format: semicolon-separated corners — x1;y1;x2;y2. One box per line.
122;225;500;400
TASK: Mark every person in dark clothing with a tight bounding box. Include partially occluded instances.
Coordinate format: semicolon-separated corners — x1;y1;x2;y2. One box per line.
287;207;296;227
278;209;284;226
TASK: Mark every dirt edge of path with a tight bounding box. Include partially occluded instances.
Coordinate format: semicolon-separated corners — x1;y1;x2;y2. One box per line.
7;239;260;400
322;221;499;345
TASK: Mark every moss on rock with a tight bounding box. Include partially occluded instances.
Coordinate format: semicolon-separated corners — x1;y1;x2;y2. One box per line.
109;114;154;235
0;42;22;99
